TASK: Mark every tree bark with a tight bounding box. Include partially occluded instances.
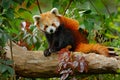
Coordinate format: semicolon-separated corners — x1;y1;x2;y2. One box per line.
4;42;120;78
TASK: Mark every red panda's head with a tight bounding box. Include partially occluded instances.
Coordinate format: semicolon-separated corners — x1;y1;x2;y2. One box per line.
33;8;61;34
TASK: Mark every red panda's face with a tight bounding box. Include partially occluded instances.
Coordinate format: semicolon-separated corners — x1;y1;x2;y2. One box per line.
33;8;61;34
39;13;60;34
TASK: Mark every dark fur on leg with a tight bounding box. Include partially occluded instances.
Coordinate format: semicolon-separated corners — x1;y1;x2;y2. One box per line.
44;24;75;57
44;49;51;57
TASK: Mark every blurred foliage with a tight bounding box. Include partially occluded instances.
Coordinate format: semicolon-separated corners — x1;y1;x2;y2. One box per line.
0;0;120;80
0;59;14;79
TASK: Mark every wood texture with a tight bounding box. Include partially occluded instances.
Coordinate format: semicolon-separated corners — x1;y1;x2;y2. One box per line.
4;42;120;78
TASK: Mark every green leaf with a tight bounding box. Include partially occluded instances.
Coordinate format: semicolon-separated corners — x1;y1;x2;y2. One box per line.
18;8;32;14
33;36;37;44
105;33;119;39
23;33;31;40
0;18;2;25
29;25;35;32
6;27;19;35
7;66;15;75
117;69;120;73
13;0;24;5
2;34;9;43
26;35;32;45
18;8;27;13
83;10;91;14
84;19;94;32
0;64;8;73
1;71;10;78
1;0;13;9
52;0;60;8
5;8;14;20
2;19;12;27
26;0;35;8
0;59;4;63
5;60;13;65
0;34;2;39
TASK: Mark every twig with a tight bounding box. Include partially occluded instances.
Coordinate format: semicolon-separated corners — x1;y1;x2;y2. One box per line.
88;0;105;25
10;39;16;80
10;39;14;61
63;0;73;15
36;0;42;14
101;0;113;21
88;0;100;15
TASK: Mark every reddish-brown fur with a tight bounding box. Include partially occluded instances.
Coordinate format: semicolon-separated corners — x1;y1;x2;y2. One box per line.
58;16;109;56
37;11;109;57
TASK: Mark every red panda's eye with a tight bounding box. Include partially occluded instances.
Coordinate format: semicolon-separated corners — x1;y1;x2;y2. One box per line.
52;23;54;26
45;25;48;28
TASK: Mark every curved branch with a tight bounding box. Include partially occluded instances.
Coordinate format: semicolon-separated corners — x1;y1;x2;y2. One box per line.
88;0;100;14
4;42;120;78
63;0;73;15
37;0;42;14
101;0;113;21
9;39;16;79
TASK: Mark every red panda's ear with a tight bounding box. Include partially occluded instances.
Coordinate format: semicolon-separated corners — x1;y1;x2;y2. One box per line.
50;8;60;16
33;15;41;22
33;15;41;25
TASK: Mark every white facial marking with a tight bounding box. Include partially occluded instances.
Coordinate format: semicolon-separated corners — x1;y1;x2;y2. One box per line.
54;21;60;28
39;24;45;31
46;26;56;34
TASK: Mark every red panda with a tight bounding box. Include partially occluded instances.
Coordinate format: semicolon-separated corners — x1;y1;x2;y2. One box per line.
33;8;111;57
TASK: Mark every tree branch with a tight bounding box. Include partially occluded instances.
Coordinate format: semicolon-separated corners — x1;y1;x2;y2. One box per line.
4;42;120;78
36;0;42;14
63;0;73;15
101;0;113;21
88;0;100;15
9;39;16;80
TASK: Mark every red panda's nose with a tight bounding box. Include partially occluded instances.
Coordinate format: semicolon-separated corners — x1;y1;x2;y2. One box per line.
50;29;53;33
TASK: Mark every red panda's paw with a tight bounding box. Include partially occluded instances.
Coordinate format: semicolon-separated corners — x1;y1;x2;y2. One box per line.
49;47;58;53
98;47;118;57
93;45;110;57
44;49;51;57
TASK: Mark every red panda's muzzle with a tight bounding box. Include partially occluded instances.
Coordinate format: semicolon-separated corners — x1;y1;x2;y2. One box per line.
46;26;56;34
